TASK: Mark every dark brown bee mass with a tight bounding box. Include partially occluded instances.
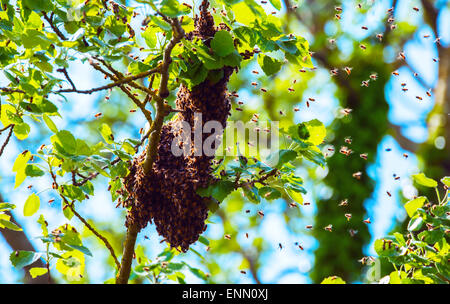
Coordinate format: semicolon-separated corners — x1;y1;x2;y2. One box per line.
123;1;234;252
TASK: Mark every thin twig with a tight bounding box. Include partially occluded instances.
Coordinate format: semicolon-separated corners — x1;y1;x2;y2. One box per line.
0;125;14;157
42;11;67;41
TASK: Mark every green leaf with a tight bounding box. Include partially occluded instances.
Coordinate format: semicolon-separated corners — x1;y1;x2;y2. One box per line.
22;0;54;12
440;176;450;187
159;0;190;18
13;151;31;172
67;244;93;257
197;180;235;202
13;122;31;140
407;215;423;232
10;251;43;268
23;193;40;217
243;185;261;204
258;186;281;200
303;119;326;145
321;276;346;284
198;236;210;246
29;267;48;278
268;149;297;168
0;203;16;211
99;123;114;144
404;196;426;217
211;30;235;57
25;164;45;177
0;218;22;231
412;173;438;188
51;130;77;155
257;54;282;76
43;114;58;133
269;0;281;10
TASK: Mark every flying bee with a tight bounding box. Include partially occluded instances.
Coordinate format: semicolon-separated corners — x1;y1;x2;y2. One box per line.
344;137;352;144
335;14;341;20
39;144;46;150
341;108;352;116
335;6;342;11
356;3;362;9
260;88;267;92
94;112;102;118
306;101;310;108
361;80;369;87
258;210;264;218
403;153;409;158
305;225;313;229
385;148;392;151
361;26;368;30
279;243;283;250
224;234;231;240
376;33;383;41
339;146;352;156
129;109;136;113
353;171;362;180
370;73;378;80
392;70;399;76
426;90;432;97
432;58;439;62
329;38;336;44
391;24;397;30
359;44;366;50
240;270;247;274
252;70;259;74
349;229;358;237
298;244;304;250
238;101;244;105
401;82;407;87
235;107;243;111
251;82;258;86
416;96;423;101
402;88;409;92
387;191;392;197
299;69;306;73
423;34;430;38
360;153;368;160
363;218;371;224
27;185;32;189
330;68;339;76
324;224;333;232
304;202;311;206
394;176;400;180
434;37;441;45
288;87;295;92
413;72;418;77
343;67;352;75
398;52;405;60
345;213;352;221
413;7;419;12
245;209;250;213
294;107;300;112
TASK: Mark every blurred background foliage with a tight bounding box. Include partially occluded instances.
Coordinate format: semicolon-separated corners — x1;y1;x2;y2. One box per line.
0;0;449;283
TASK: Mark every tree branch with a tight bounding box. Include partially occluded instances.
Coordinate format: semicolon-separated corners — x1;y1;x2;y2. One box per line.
42;12;67;41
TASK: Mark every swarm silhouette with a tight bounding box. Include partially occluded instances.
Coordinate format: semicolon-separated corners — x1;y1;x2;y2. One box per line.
123;1;234;252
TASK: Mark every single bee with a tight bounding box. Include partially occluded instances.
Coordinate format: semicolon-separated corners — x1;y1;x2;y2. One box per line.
423;34;430;38
345;137;352;144
335;6;342;11
385;148;392;151
363;218;371;224
260;88;267;93
288;87;295;92
403;153;409;158
245;233;248;238
304;202;311;206
353;171;362;180
299;69;306;73
360;153;368;160
387;191;392;197
305;225;313;229
240;270;247;274
252;70;259;74
426;90;432;97
345;213;352;221
258;210;264;218
251;82;258;86
48;199;55;204
432;58;439;62
224;234;231;240
341;108;352;116
294;107;300;112
27;185;32;189
349;229;358;237
324;224;333;232
129;109;136;113
391;24;397;30
392;70;399;76
376;33;383;41
361;80;369;87
94;112;102;118
413;7;419;12
330;68;339;76
370;73;378;80
335;14;341;20
235;107;243;111
343;67;352;75
361;26;368;30
289;202;298;208
398;52;405;60
279;243;283;250
402;88;409;92
329;38;336;44
359;44;367;50
416;96;423;101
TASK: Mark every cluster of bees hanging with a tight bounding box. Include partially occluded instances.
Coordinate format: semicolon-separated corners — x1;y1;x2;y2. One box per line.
122;1;235;252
